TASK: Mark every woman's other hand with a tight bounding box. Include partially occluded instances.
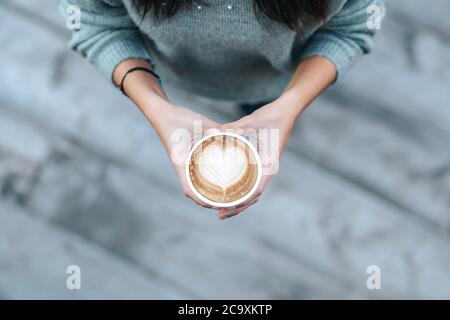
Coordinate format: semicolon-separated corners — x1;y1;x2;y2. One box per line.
218;93;302;219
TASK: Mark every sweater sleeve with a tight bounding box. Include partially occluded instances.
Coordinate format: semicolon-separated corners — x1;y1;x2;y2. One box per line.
299;0;385;79
60;0;153;82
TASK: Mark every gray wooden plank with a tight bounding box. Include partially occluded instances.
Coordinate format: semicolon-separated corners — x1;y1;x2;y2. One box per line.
0;112;50;163
242;155;450;298
333;13;450;146
0;292;9;300
3;0;66;34
0;202;187;299
294;97;450;230
388;0;450;36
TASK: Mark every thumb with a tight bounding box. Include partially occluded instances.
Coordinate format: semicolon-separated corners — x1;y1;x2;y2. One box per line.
223;114;254;130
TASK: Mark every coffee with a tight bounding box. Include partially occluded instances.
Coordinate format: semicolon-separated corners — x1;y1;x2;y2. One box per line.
187;133;261;206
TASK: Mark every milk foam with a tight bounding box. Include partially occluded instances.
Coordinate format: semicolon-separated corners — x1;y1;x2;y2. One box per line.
198;144;248;189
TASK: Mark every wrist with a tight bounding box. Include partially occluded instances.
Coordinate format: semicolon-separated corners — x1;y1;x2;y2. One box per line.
275;90;308;119
141;95;175;122
121;70;169;121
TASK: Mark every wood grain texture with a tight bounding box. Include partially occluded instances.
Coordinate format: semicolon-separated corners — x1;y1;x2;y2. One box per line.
0;202;188;299
1;0;449;299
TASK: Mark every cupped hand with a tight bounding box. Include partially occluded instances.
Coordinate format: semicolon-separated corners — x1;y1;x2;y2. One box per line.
217;96;300;219
151;101;221;208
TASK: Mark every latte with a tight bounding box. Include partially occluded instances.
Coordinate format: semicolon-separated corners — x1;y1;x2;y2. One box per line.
187;133;261;207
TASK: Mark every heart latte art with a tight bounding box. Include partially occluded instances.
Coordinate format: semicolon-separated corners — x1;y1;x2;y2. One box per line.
188;135;259;204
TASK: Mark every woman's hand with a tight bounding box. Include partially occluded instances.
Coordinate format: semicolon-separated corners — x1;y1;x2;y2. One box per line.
218;93;303;219
217;56;336;219
113;59;221;208
148;100;221;208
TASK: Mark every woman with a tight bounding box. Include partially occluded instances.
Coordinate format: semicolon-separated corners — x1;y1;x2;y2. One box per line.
61;0;384;219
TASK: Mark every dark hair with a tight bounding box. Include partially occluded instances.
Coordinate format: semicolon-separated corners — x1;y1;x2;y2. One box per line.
131;0;329;33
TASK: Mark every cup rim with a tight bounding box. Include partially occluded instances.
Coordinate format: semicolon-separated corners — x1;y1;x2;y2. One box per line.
185;132;263;208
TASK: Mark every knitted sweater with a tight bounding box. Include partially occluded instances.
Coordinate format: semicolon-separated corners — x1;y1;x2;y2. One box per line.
61;0;385;103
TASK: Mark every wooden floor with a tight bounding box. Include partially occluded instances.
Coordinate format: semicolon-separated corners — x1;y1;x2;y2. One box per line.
0;0;449;299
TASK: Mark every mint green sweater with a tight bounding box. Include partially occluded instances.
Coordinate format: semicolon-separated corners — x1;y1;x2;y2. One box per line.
61;0;384;103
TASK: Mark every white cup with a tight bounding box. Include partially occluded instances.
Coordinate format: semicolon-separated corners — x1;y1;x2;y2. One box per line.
186;132;263;208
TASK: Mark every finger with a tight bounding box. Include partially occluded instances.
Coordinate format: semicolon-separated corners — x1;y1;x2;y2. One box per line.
216;170;269;218
216;175;266;218
235;195;261;209
188;197;213;209
218;207;241;218
184;190;214;209
217;194;261;217
219;202;255;220
219;197;260;220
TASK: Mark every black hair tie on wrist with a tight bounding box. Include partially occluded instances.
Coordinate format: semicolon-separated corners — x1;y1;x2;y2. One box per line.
119;67;162;96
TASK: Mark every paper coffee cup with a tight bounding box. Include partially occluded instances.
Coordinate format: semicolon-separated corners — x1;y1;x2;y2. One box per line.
186;132;262;208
